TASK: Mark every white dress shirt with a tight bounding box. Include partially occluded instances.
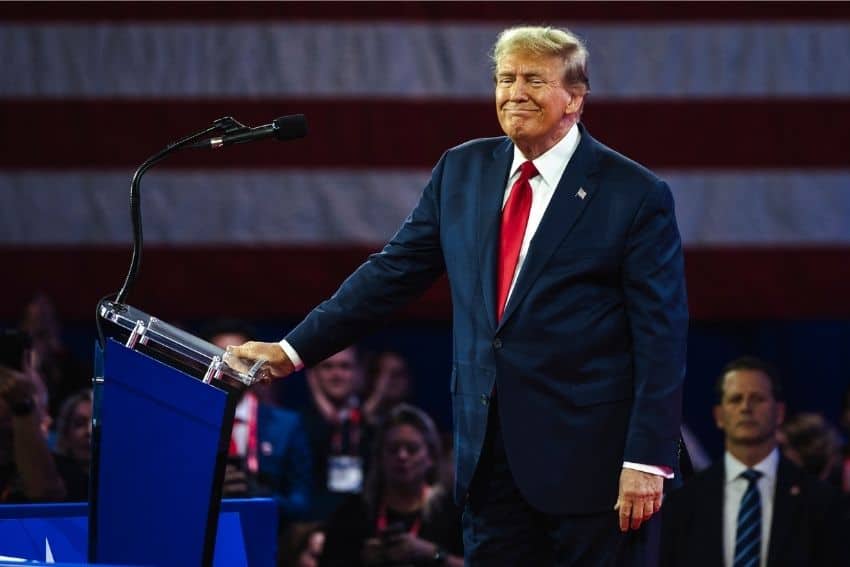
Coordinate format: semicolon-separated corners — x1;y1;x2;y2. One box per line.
501;123;581;302
723;448;779;567
280;124;669;477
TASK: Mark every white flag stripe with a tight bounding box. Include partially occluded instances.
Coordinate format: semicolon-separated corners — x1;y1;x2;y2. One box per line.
0;170;426;245
3;23;850;99
3;169;850;246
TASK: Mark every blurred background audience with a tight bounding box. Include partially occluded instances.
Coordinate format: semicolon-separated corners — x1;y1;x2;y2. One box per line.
779;411;843;487
0;330;65;502
319;403;462;567
284;346;373;524
19;295;89;421
361;351;413;427
52;388;92;501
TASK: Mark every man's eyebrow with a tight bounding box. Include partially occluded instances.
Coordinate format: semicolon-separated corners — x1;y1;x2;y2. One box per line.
496;70;547;77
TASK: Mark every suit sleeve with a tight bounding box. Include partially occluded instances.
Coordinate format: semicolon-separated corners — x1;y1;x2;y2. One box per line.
621;179;688;468
285;154;448;366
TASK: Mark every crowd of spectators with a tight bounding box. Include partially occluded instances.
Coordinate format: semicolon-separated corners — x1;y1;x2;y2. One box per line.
3;296;850;565
1;295;91;504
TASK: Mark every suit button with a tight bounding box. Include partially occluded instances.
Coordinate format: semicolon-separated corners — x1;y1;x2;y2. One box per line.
480;394;489;406
492;338;502;349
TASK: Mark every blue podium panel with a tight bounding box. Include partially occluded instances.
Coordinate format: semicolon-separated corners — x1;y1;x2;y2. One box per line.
220;499;277;567
0;499;275;567
94;340;230;567
0;503;88;563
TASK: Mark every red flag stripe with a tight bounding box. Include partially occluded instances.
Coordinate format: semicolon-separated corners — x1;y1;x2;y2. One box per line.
2;99;850;170
2;245;850;322
3;2;850;23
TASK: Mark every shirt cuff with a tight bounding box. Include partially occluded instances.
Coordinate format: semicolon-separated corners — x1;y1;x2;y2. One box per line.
278;340;305;371
623;461;674;479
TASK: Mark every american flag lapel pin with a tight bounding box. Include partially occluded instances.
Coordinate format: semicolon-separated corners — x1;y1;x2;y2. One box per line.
577;187;587;200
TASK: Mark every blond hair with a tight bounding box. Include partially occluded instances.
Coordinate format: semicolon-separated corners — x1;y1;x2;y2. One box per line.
491;26;590;96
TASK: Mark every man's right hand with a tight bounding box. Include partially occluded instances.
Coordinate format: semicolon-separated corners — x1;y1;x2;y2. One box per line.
228;341;295;380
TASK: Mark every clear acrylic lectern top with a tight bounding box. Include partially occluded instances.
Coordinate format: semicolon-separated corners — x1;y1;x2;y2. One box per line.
98;300;270;390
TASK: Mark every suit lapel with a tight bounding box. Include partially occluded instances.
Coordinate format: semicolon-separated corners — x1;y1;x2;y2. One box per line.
767;458;799;564
498;125;601;328
478;139;513;332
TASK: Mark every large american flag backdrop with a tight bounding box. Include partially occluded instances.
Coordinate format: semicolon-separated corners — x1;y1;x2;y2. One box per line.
2;1;850;325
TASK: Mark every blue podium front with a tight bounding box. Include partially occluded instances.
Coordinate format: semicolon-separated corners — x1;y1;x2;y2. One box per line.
89;340;240;566
0;499;277;566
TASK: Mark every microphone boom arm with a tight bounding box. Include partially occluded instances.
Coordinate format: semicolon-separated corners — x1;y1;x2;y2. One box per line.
114;119;236;305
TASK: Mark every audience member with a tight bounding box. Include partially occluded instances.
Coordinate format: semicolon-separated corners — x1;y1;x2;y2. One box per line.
362;351;413;427
209;327;312;522
0;330;65;502
320;404;463;567
290;523;325;567
52;388;92;501
288;346;373;522
19;294;89;419
779;412;842;486
661;356;843;566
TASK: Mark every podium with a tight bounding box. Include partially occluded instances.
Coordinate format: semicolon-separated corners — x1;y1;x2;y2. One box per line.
90;302;269;567
0;499;276;566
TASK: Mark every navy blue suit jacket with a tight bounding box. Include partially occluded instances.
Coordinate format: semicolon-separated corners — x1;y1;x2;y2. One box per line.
660;456;845;566
287;124;688;515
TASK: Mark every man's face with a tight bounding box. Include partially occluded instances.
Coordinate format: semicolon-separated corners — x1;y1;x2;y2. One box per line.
309;348;359;405
714;369;785;447
66;399;92;463
495;51;581;154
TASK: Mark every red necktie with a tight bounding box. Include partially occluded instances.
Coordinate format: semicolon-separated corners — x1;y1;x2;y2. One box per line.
496;161;538;321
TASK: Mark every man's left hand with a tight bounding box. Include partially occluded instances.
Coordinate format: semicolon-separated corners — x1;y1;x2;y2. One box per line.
614;468;663;532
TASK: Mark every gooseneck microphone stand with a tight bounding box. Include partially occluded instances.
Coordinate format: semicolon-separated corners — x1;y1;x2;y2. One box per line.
98;112;306;334
94;117;246;351
114;116;248;306
95;111;307;355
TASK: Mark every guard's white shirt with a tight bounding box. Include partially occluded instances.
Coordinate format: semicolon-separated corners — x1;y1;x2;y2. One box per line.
723;448;779;567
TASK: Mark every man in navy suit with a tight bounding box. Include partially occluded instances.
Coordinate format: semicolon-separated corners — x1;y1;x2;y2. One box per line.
660;357;843;566
234;25;688;565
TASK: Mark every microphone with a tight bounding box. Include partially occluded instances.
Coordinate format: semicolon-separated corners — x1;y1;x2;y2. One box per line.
192;114;307;149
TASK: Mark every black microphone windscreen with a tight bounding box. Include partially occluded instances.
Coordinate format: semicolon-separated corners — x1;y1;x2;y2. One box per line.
273;114;307;141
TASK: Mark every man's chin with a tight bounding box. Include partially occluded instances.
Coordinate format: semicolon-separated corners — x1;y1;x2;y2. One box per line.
503;127;533;146
730;433;773;446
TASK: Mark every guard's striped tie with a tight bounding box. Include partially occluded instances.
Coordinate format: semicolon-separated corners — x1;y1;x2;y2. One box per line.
733;469;763;567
